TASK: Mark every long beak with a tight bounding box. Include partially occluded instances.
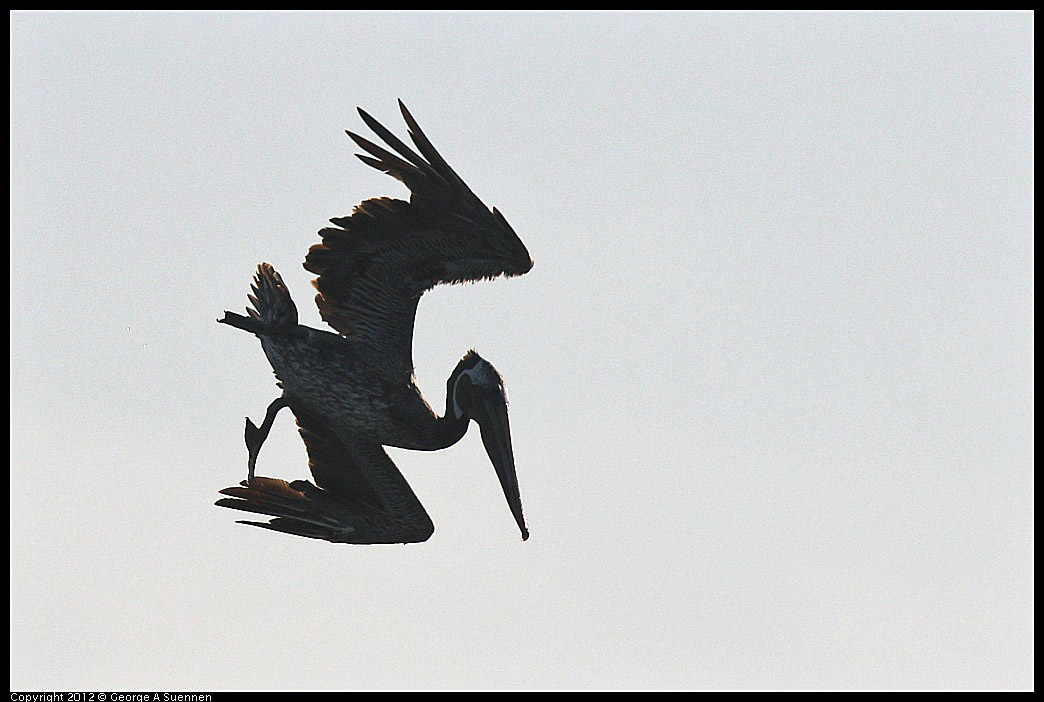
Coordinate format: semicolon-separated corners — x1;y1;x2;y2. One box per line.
473;387;529;541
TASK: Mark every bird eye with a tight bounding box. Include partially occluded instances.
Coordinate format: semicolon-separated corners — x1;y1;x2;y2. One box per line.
451;373;474;419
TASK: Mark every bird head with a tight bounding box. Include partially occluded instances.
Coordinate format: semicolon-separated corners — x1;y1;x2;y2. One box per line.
448;350;529;541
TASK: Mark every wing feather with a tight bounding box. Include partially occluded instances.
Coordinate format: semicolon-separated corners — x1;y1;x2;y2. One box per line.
304;101;533;372
398;100;473;195
291;401;385;513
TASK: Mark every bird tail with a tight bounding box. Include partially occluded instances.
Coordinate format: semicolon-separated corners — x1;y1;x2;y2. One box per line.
218;263;299;335
215;477;358;542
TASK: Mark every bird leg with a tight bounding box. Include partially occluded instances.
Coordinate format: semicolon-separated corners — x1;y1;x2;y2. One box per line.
245;395;291;481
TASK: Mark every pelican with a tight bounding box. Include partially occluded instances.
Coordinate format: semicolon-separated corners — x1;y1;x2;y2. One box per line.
216;101;533;544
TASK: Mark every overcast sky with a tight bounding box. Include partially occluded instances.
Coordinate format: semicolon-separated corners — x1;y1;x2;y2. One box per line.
10;11;1033;690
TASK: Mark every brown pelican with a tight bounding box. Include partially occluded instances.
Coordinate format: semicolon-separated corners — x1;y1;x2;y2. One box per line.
215;101;533;544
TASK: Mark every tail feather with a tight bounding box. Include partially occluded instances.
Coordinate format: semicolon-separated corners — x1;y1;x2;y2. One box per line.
235;518;337;540
215;477;357;542
219;263;299;335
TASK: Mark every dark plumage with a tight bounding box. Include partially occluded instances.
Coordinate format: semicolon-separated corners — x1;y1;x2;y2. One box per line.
217;101;532;544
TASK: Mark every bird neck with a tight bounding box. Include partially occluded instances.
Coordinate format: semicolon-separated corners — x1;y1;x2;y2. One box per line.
395;391;469;452
433;394;470;449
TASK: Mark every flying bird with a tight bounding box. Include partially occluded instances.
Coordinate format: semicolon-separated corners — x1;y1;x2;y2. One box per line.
216;101;533;544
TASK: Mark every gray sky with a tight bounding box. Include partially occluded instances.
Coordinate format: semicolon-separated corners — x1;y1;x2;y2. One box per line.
10;11;1033;690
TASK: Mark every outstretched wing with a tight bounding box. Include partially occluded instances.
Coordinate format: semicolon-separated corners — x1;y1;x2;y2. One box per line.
215;402;435;544
304;100;533;374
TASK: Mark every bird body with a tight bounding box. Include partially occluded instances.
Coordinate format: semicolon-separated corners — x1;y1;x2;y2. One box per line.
261;328;422;446
217;101;532;544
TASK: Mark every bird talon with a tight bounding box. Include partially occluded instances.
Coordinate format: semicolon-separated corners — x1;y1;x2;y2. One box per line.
245;417;262;447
